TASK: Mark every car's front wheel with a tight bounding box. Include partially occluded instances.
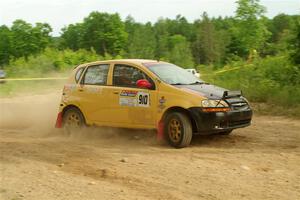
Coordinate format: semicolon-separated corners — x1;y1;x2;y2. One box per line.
164;112;193;148
62;107;85;135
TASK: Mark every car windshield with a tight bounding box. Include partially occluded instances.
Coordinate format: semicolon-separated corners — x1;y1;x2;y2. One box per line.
144;63;203;85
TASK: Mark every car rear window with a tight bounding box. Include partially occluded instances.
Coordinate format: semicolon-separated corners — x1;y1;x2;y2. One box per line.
82;64;109;85
75;67;85;83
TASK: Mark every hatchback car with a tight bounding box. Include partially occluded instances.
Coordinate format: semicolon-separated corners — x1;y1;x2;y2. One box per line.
55;59;252;148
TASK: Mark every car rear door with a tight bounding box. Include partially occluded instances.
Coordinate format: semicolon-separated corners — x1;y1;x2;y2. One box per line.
75;63;112;124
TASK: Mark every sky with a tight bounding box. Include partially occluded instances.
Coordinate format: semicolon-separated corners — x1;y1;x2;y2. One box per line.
0;0;299;36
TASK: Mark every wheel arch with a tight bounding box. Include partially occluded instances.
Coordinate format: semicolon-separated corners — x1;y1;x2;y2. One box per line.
161;106;198;133
62;104;86;124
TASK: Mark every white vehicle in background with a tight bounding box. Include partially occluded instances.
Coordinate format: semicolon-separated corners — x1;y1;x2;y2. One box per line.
186;68;200;78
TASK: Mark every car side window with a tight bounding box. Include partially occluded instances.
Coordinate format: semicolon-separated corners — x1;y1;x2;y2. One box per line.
75;67;85;83
82;64;109;85
113;64;155;89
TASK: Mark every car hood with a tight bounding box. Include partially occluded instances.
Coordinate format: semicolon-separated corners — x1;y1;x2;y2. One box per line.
174;84;227;99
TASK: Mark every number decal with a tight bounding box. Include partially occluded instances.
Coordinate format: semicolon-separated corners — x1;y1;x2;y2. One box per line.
137;92;150;107
138;95;148;104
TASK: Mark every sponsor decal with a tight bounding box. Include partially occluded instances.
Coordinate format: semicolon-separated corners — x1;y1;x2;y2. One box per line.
159;96;166;104
158;96;166;110
119;91;150;107
120;90;138;97
119;97;138;107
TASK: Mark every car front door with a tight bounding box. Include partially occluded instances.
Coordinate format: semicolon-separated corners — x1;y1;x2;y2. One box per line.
104;64;157;128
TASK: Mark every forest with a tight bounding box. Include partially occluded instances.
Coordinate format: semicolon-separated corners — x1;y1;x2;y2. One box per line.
0;0;299;116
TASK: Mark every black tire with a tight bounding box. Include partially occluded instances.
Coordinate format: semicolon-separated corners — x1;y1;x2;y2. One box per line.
164;112;193;148
62;107;85;135
218;129;233;135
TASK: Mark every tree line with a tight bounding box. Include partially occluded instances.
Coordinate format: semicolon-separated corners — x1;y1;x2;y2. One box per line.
0;0;299;67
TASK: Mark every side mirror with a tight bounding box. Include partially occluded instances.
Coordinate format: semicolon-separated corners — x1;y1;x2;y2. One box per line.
136;79;152;89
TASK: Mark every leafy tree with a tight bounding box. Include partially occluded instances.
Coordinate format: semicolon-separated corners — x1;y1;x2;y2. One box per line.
10;20;52;59
265;14;299;55
234;0;270;56
60;23;83;50
153;18;170;60
165;15;194;41
290;19;300;65
32;23;52;49
193;12;223;65
167;35;194;67
126;22;156;59
0;25;11;66
271;14;294;41
80;12;127;56
1;9;299;77
10;20;36;59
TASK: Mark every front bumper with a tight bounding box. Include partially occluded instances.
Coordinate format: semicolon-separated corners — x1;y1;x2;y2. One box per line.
188;107;252;134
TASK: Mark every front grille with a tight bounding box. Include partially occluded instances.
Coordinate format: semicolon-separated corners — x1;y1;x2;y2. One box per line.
226;97;249;111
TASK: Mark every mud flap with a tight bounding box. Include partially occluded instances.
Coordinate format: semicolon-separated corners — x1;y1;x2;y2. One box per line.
157;120;164;140
55;112;63;128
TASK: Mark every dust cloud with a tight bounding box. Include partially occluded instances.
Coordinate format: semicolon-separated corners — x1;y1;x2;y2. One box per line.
0;90;157;144
0;92;60;134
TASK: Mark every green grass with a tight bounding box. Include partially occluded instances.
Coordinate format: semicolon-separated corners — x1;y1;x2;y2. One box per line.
198;59;300;118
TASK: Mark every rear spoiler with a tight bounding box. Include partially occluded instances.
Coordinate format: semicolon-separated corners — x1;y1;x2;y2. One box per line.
222;90;242;99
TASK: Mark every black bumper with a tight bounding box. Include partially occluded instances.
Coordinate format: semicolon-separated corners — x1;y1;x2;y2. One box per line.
188;107;252;135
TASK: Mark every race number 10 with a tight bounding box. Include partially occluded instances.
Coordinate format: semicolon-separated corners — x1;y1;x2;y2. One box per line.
137;92;150;107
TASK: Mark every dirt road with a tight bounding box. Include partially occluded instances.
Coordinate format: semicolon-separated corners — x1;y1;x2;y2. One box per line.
0;92;299;200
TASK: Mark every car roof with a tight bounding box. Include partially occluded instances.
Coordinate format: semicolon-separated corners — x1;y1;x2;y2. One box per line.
76;59;167;69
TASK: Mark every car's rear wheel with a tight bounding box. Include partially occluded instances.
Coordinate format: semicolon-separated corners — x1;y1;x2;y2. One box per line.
62;108;85;135
164;112;193;148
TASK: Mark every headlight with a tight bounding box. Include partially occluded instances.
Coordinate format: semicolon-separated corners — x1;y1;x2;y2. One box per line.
201;99;229;107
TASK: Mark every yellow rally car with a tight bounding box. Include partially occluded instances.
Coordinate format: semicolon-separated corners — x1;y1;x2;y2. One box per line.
55;59;252;148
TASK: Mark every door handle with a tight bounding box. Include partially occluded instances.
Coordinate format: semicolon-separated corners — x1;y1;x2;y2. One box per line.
113;91;119;94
